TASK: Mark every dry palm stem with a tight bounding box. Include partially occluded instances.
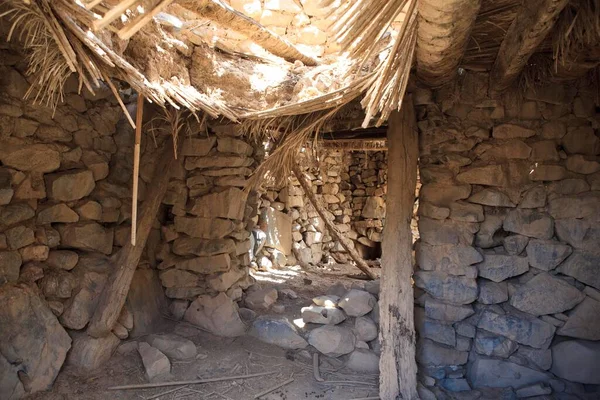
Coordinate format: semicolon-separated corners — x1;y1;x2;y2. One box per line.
292;163;376;280
131;94;144;246
108;371;277;390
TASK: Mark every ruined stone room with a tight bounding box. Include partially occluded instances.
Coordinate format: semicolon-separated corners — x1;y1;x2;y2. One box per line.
1;0;600;399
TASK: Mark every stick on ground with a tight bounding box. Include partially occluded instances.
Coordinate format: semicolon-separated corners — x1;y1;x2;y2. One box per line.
108;371;277;391
253;377;294;399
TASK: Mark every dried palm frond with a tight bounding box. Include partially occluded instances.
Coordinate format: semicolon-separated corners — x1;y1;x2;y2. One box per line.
552;0;600;70
243;107;342;189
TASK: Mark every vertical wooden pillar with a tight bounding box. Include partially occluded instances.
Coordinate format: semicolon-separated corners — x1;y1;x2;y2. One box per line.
379;97;418;399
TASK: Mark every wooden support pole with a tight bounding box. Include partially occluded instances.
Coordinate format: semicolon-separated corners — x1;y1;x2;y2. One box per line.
292;163;376;280
379;97;418;399
87;136;178;338
131;94;144;246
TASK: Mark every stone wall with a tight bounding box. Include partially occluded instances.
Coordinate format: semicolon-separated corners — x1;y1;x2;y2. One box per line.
156;125;259;337
0;50;138;396
257;149;387;269
414;73;600;398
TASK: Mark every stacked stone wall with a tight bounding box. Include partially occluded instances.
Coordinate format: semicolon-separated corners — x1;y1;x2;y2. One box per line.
414;72;600;398
257;149;387;268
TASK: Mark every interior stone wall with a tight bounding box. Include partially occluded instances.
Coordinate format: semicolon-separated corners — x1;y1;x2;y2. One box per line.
257;149;387;269
413;73;600;398
156;124;260;337
0;48;141;397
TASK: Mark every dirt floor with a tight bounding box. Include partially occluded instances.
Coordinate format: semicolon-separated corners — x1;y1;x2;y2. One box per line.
27;262;381;400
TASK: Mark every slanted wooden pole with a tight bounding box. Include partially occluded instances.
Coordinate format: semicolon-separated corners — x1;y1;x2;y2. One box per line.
379;97;418;399
292;163;377;280
131;94;144;245
87;136;178;338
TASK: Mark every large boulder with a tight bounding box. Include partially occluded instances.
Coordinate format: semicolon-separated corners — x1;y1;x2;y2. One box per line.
345;349;380;373
414;272;478;304
145;334;197;360
60;269;107;329
468;358;551;388
57;222;113;255
308;325;356;356
551;340;600;384
301;305;346;325
503;210;554;239
477;310;555;349
526;239;572;271
0;284;71;397
557;250;600;290
66;331;120;371
184;292;246;337
509;273;585;316
138;342;171;381
557;297;600;340
338;289;377;316
45;170;96;202
417;339;468;366
477;255;529;282
250;316;308;349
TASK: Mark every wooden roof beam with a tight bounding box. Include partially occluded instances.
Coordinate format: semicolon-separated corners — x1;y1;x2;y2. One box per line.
416;0;482;87
177;0;317;66
489;0;569;93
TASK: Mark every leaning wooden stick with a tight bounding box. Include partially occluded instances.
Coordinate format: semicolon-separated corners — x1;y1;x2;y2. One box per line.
253;377;294;399
108;371;277;390
292;163;377;280
131;94;143;246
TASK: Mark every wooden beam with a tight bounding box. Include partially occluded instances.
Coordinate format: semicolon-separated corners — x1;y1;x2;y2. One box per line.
87;136;178;338
379;97;418;399
416;0;482;87
489;0;569;93
292;163;377;280
177;0;317;66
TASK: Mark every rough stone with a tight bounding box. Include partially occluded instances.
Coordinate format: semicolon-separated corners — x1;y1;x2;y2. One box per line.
60;270;107;329
189;188;247;220
479;280;508;304
557;297;600;340
338;289;377;316
312;294;340;307
503;235;529;255
503;210;554;239
565;155;600;174
127;269;169;337
250;316;308;349
449;201;484;222
420;184;471;206
557;250;600;290
519;186;546;209
468;358;551;389
425;298;474;322
551;340;600;384
362;196;386;219
159;269;201;288
181;137;216;156
492;124;536;139
6;225;35;250
457;165;507;186
416;243;483;271
245;287;278;311
419;218;478;246
417;339;468;366
37;204;79;224
345;349;379;373
516;346;552;370
510;273;584;316
477;310;555;349
174;216;235;239
58;222;113;254
45;170;95;201
530;165;567;181
526;239;572;271
301;305;346;325
169;300;189;320
469;189;515;207
0;284;71;396
530;141;560;162
146;334;197;360
477;255;529;282
174;254;231;274
515;383;552;398
184;293;246;337
548;178;590;195
548;193;600;220
308;325;356;356
67;331;119;371
172;237;236;257
0;143;60;173
474;330;518;358
1;203;35;226
562;127;600;156
138;342;171;381
207;267;245;292
0;251;22;283
217;137;253;155
419;319;456;346
418;202;450;219
354;316;378;342
415;272;478;304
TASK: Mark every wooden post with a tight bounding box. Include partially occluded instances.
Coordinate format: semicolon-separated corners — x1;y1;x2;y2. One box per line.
292;163;376;280
87;136;178;338
379;97;418;399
